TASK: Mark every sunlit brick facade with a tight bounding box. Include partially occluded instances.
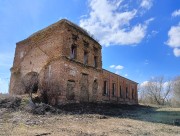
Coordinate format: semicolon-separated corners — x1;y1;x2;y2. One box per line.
9;19;138;105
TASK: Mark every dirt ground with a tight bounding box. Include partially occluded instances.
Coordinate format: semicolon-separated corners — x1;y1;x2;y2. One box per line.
0;96;180;136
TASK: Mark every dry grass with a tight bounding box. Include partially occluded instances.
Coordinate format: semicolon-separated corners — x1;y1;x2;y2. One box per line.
0;95;180;136
0;110;180;136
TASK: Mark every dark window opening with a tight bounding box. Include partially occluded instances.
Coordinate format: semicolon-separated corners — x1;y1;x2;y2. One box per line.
112;83;116;97
94;56;98;68
68;79;76;82
70;45;77;59
32;83;38;93
83;41;89;48
126;87;128;98
132;89;134;99
103;81;108;95
82;73;88;76
93;79;98;92
93;47;98;54
84;51;88;65
72;34;78;41
120;85;123;98
94;79;97;83
66;80;75;100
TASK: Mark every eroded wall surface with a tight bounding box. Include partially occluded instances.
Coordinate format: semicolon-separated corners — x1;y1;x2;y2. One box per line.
9;20;138;105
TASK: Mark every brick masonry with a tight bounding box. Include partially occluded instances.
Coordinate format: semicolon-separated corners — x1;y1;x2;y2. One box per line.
9;19;138;105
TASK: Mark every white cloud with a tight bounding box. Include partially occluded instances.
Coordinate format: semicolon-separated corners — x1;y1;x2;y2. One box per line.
110;65;115;68
146;30;158;41
145;17;154;25
80;0;153;46
115;71;120;75
110;64;124;76
140;80;171;89
172;9;180;17
166;23;180;57
125;74;128;77
151;30;158;35
173;48;180;57
115;65;124;70
110;65;124;70
140;81;149;87
140;0;153;10
166;24;180;48
80;14;88;18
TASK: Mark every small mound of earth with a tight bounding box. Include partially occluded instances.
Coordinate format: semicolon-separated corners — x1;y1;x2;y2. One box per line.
0;95;21;109
32;103;61;115
25;102;62;115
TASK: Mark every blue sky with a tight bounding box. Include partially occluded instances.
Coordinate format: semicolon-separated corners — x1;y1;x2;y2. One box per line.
0;0;180;93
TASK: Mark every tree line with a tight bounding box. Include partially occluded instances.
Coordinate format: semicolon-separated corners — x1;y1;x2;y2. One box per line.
139;76;180;107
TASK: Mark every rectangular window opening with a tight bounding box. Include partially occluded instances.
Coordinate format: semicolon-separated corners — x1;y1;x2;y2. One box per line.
70;45;77;59
84;51;88;65
126;87;128;98
103;81;108;95
120;85;122;98
132;89;134;99
94;56;98;68
112;83;116;97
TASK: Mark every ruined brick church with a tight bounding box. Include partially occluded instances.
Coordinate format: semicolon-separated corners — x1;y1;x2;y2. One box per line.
9;19;138;105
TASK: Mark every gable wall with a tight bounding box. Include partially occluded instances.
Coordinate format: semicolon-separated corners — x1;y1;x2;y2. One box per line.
10;23;66;94
9;20;138;105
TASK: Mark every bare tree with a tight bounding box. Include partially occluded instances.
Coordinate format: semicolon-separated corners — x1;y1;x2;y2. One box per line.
172;76;180;107
22;72;39;104
139;76;172;105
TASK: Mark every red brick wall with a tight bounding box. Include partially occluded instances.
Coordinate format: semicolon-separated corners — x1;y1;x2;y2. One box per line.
9;19;138;105
62;23;102;70
39;58;103;104
10;21;66;94
102;70;138;104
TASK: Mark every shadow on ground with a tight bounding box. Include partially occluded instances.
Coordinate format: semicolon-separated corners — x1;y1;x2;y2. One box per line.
57;103;180;126
0;94;180;127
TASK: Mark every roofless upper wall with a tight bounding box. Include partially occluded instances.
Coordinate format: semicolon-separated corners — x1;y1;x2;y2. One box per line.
9;19;138;105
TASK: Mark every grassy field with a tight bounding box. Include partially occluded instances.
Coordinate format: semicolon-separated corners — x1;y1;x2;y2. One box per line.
0;96;180;136
139;106;180;125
